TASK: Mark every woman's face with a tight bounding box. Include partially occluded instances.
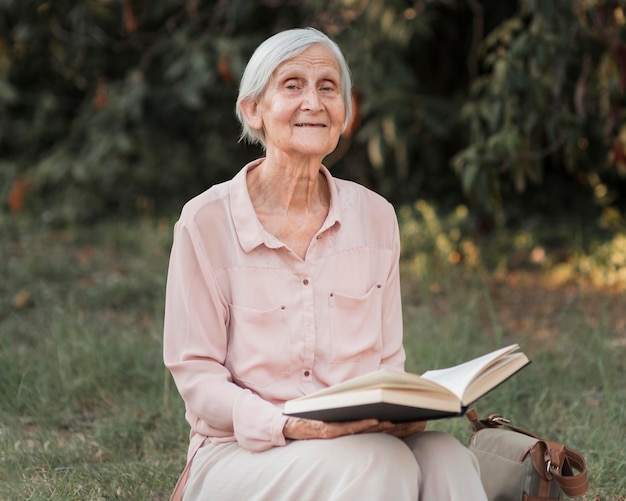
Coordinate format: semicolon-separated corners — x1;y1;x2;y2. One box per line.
255;44;346;159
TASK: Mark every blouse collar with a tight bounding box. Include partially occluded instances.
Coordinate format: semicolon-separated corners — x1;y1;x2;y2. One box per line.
230;158;342;253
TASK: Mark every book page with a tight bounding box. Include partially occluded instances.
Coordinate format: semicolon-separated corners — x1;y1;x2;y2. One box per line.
286;344;526;409
289;369;449;402
420;344;521;401
284;387;462;417
458;353;529;404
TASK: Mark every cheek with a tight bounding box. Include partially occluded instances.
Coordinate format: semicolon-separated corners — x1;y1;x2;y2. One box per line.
265;105;295;127
269;94;296;112
330;102;346;125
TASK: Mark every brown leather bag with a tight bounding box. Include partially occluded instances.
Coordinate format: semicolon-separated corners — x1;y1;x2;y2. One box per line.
467;409;589;501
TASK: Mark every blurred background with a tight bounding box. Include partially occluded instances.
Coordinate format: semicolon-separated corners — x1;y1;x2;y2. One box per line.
2;0;626;228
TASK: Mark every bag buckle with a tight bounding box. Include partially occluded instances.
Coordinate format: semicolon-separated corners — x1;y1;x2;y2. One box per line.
545;452;560;478
490;415;510;425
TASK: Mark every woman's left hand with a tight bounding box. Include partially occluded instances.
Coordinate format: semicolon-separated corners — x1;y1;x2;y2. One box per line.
283;416;394;440
383;421;427;438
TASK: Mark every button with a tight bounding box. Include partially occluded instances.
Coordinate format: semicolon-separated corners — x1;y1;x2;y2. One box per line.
303;278;309;285
304;370;310;377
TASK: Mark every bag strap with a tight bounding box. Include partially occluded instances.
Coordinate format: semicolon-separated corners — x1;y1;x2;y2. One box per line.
466;408;540;438
466;409;589;497
532;440;589;498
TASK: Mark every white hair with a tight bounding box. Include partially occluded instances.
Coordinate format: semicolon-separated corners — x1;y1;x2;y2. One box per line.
235;27;353;147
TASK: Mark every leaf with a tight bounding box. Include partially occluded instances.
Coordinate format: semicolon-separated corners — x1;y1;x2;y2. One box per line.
13;289;32;309
0;79;18;103
7;175;34;213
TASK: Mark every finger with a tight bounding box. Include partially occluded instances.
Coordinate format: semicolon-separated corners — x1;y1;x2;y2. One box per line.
384;421;427;438
363;421;395;433
285;417;394;440
323;419;381;437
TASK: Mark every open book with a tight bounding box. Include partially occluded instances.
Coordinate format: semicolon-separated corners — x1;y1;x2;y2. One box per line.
283;344;530;422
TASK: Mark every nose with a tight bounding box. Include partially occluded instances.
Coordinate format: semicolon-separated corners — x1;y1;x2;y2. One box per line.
301;87;323;111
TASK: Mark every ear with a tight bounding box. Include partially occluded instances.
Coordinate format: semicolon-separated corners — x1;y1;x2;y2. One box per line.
239;98;263;131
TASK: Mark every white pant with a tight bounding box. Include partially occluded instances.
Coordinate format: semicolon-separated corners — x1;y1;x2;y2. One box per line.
183;431;487;500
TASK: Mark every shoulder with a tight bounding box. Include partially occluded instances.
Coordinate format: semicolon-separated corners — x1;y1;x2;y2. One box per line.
178;179;231;228
333;177;396;220
329;176;399;250
178;160;259;229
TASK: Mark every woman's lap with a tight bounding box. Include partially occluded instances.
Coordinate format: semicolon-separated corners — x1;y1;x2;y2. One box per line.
404;431;487;500
183;431;486;501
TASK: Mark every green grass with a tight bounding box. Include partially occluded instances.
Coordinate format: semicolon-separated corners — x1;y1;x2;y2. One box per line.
0;217;187;500
1;211;624;499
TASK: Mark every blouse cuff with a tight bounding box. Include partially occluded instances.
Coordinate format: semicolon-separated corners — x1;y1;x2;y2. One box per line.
232;389;289;451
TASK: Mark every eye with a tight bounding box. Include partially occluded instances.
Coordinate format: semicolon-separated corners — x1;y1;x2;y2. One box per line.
320;81;338;93
284;79;301;90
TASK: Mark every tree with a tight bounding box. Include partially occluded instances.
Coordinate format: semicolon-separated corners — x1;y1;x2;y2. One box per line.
1;0;625;224
452;0;626;217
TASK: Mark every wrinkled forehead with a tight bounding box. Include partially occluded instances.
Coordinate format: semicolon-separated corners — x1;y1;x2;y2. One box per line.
271;45;342;81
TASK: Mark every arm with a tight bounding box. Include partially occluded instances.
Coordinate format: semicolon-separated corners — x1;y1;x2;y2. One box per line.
163;221;288;452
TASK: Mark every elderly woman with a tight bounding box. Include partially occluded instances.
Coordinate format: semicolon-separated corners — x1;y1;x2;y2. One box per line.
163;28;487;500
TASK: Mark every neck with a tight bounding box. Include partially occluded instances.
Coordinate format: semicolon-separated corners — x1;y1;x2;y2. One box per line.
247;153;329;216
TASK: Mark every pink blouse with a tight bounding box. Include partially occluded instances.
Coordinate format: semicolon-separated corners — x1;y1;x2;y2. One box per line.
163;158;405;459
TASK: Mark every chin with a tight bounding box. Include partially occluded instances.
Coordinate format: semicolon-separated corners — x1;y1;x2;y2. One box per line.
297;139;338;155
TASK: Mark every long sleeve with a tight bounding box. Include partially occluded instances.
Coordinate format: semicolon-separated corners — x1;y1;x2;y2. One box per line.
163;220;288;452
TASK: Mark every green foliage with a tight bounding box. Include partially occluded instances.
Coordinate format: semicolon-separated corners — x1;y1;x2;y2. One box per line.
1;0;626;223
452;0;626;214
398;196;626;291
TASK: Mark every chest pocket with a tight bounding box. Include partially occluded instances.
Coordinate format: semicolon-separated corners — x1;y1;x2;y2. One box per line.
226;303;292;388
328;283;383;364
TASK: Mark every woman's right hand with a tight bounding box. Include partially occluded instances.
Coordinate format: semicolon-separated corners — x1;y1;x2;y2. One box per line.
283;416;394;440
